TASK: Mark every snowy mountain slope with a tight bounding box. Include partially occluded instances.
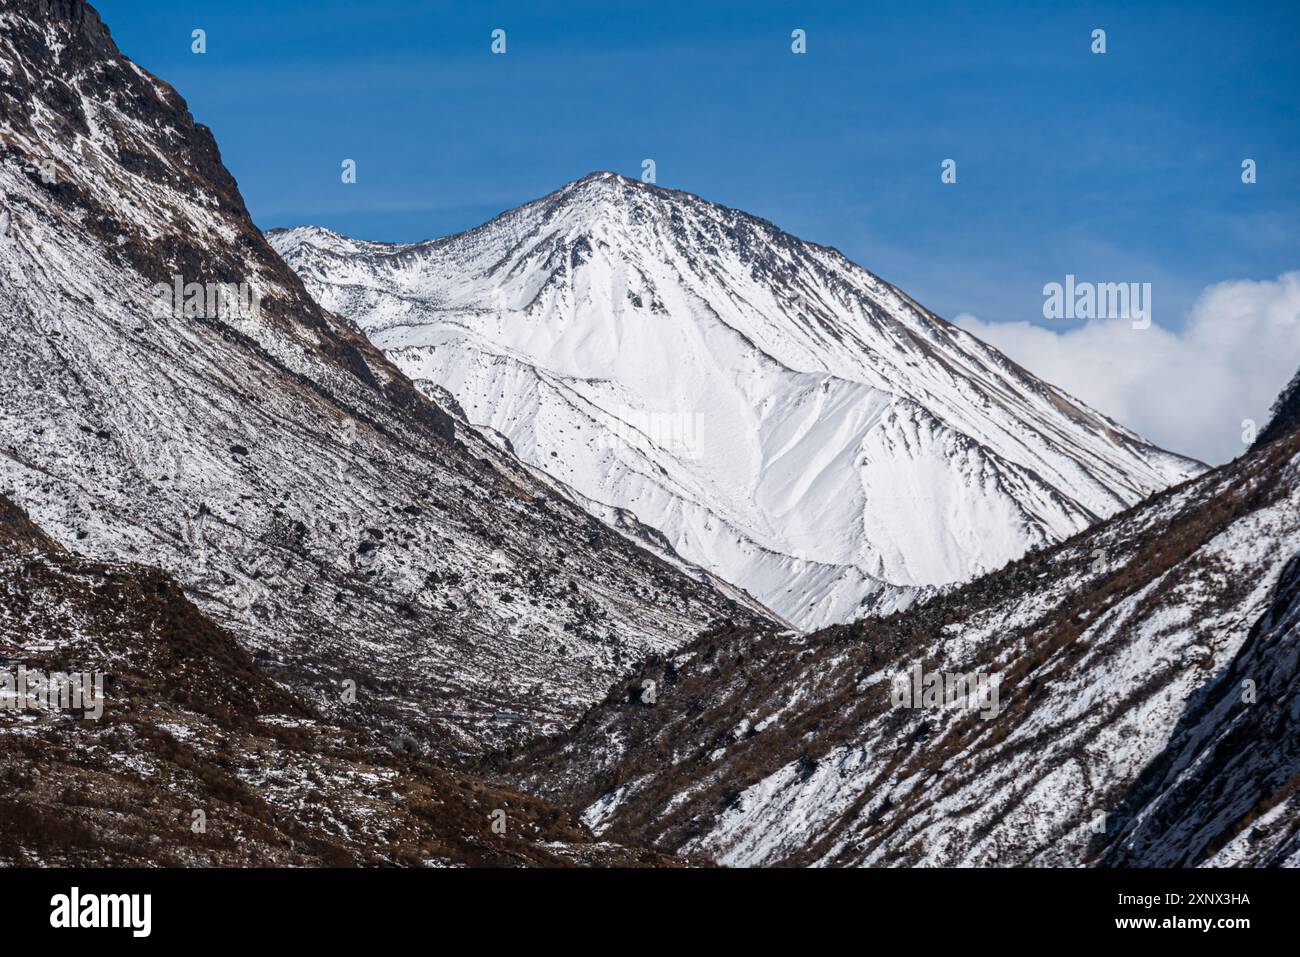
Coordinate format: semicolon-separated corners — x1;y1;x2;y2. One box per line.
0;493;687;867
1102;553;1300;867
271;174;1202;630
0;0;769;758
497;372;1300;867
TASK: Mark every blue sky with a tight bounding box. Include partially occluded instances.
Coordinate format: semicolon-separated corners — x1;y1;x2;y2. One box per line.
94;0;1298;340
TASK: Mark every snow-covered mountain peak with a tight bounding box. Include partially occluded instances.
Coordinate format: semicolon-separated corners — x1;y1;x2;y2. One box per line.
273;176;1205;630
1;0;767;752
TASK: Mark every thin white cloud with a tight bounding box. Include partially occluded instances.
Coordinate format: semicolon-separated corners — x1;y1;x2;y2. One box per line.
956;272;1300;465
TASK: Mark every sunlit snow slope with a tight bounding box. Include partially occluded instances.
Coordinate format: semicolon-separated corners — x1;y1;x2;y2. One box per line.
272;172;1202;630
502;371;1300;868
0;4;766;756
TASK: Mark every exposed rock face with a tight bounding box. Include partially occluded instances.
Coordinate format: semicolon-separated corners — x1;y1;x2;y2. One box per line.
500;385;1300;867
1103;553;1300;867
0;493;686;867
0;0;769;762
4;0;1291;872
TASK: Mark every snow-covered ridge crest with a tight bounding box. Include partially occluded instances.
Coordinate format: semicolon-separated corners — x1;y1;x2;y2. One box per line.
271;171;1204;630
1;6;769;752
498;407;1300;868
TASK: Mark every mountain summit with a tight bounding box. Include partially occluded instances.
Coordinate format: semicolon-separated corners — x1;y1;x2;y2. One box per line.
0;8;764;752
273;173;1202;629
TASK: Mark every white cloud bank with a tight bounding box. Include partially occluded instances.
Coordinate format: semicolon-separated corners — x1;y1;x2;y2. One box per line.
956;272;1300;465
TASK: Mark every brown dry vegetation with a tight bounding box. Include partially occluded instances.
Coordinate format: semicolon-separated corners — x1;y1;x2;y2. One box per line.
0;494;685;867
495;425;1300;866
